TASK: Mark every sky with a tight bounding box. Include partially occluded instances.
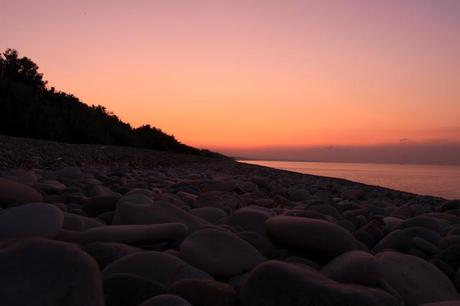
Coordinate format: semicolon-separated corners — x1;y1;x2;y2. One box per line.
1;0;460;161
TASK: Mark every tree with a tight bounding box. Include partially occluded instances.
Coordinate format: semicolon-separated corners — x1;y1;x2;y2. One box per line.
0;49;47;90
0;48;223;158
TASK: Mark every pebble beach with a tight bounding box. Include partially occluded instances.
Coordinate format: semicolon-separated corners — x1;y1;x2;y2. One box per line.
1;135;459;306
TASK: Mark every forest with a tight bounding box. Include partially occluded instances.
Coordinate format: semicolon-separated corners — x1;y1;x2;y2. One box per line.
0;49;221;157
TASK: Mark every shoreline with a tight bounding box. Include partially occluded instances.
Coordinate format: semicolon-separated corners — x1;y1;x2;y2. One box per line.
0;134;441;200
241;159;460;200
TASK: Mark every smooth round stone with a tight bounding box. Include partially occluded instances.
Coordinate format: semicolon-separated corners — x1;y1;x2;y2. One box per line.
34;180;66;193
321;250;380;286
1;169;38;185
82;223;188;244
251;177;273;192
82;196;119;217
289;189;310;202
180;228;264;276
155;193;188;209
176;191;197;206
392;205;413;219
63;212;85;231
0;203;63;239
113;201;206;232
139;294;191;306
0;238;103;306
373;227;441;253
104;273;166;306
396;216;447;234
194;191;242;211
308;204;342;219
440;236;460;249
265;216;356;258
64;212;104;230
376;251;458;306
228;272;250;292
102;251;212;287
0;178;43;205
82;242;142;269
285;256;320;270
126;188;157;198
239;260;403;306
439;200;460;212
341;188;365;200
86;185;118;198
237;231;278;257
354;230;376;249
432;245;460;278
237;181;259;193
337;219;357;232
411;237;439;255
359;219;385;241
118;192;154;205
169;279;236;306
226;208;270;233
202;180;238;192
190;207;227;224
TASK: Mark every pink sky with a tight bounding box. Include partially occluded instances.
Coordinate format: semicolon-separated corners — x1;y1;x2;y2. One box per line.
1;0;460;153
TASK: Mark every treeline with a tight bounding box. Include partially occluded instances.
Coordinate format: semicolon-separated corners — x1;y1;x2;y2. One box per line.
0;49;222;157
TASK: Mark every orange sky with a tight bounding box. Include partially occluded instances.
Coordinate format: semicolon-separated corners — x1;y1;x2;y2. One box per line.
1;0;460;150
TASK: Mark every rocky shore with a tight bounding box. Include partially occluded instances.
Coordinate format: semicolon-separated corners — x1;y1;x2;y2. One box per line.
1;135;459;306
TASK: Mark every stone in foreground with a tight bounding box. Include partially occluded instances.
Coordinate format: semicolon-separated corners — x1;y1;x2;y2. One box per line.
0;238;103;306
239;260;403;306
0;203;63;239
265;216;356;259
377;251;459;306
0;177;43;205
179;228;264;276
102;251;212;287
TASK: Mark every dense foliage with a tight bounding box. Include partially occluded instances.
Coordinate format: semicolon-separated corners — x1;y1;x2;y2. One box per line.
0;49;221;157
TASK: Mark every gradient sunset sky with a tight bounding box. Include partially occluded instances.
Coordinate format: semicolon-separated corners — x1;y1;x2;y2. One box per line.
2;0;459;154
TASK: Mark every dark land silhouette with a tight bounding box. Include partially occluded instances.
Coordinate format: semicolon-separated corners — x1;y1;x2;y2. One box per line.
0;49;222;158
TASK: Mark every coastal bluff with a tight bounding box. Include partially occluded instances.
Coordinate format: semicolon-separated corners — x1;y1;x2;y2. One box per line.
1;135;459;306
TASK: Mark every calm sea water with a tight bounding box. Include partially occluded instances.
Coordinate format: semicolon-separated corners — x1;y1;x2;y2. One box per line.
240;160;460;200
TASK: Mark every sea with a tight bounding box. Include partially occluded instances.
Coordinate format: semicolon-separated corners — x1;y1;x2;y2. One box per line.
239;160;460;200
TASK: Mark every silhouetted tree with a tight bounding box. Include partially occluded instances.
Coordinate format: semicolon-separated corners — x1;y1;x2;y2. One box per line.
0;49;223;157
0;49;47;90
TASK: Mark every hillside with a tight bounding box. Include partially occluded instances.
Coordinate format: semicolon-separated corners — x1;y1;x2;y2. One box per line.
0;49;222;157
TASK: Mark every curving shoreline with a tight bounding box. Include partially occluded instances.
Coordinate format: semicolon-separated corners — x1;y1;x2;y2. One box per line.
0;135;460;305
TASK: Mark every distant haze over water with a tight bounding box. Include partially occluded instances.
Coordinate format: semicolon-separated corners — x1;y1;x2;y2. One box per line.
222;142;460;165
241;160;460;200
